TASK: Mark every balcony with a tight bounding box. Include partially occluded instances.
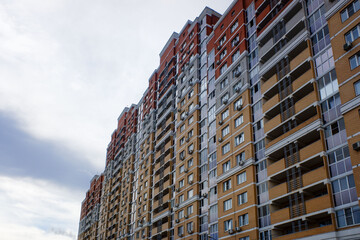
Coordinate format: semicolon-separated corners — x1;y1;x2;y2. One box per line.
264;114;281;133
262;74;277;94
263;94;280;113
294;90;318;114
267;158;286;177
298;140;324;162
271;207;290;224
289;48;310;71
302;167;327;187
269;182;288;200
305;195;332;214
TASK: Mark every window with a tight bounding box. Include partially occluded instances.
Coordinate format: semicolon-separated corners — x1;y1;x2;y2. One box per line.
210;186;217;198
231;20;238;33
238;192;248;205
187;205;193;215
350;51;360;70
188;89;194;98
311;26;330;55
221;93;229;104
188;189;194;199
188;103;194;112
222;125;230;137
180;137;185;145
328;146;351;177
221;109;229;120
220;49;227;60
220;63;228;74
236;152;245;165
235;132;244;146
235;115;244;128
209;223;218;234
188;158;193;168
188;174;194;183
224;199;232;211
315;48;334;76
345;24;360;43
332;174;357;206
308;7;326;34
318;69;338;100
179;179;184;188
180;124;185;132
223;160;231;173
178;226;184;236
232;50;240;62
341;0;360;22
237;171;247;184
234;97;243;110
178;210;184;219
188;115;194;125
239;214;249;226
179;165;185;173
187;222;194;233
220;77;229;90
188;129;194;138
179;194;184;203
219;35;226;46
355;80;360;95
336;205;360;228
208;106;215;122
180;98;185;107
223;179;231;191
224;219;233;232
240;237;250;240
232;34;240;47
222;143;230;155
232;64;241;78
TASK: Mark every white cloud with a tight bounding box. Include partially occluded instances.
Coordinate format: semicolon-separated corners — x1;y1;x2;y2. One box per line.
0;175;80;240
0;0;233;171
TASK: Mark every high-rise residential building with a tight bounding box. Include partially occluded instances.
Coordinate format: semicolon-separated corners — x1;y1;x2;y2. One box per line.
78;1;360;240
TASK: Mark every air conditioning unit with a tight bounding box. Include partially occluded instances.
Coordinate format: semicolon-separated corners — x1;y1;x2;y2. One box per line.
217;45;221;50
217;60;221;65
188;149;193;154
179;233;184;237
218;120;223;125
188;229;193;234
185;112;189;116
202;193;208;198
353;141;360;151
228;229;235;234
184;215;189;219
176;188;180;192
238;160;245;166
175;219;180;223
189;180;193;184
223;99;228;104
186;137;189;142
184;168;188;173
175;203;179;207
236;104;243;111
344;42;352;51
218;138;223;142
177;108;181;112
235;227;241;232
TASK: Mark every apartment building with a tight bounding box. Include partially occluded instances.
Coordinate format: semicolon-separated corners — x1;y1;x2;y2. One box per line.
78;174;104;240
78;1;360;240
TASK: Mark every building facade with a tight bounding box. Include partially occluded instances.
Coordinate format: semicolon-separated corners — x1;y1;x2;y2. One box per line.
78;0;360;239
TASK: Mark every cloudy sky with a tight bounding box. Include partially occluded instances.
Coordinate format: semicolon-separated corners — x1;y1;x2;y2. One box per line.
0;0;233;239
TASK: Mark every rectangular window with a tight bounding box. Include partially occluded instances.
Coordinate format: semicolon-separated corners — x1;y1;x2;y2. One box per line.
235;132;244;146
235;115;243;128
315;48;334;76
238;192;248;205
178;226;184;236
224;219;233;231
236;152;245;165
219;35;227;46
355;80;360;96
221;93;229;104
178;210;184;219
232;50;240;63
222;160;231;173
350;51;360;70
222;143;230;155
318;69;338;100
179;179;184;188
179;194;184;203
231;20;238;33
341;0;360;22
332;174;357;206
221;109;229;120
336;205;360;228
345;24;360;43
220;63;228;74
234;97;243;110
187;189;194;199
220;49;227;60
238;214;249;226
224;199;232;211
222;125;230;137
208;106;215;122
237;171;247;184
223;179;231;191
220;77;229;90
187;205;193;215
